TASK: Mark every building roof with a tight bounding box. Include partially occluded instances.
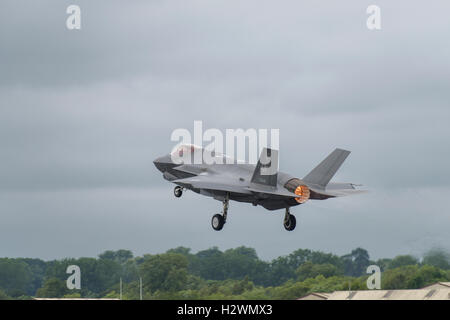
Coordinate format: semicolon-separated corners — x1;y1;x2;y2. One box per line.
421;282;450;290
326;288;450;300
298;282;450;300
297;292;330;300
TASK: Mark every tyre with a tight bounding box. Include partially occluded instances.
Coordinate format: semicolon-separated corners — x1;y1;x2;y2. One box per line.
283;214;296;231
211;214;225;231
174;186;183;198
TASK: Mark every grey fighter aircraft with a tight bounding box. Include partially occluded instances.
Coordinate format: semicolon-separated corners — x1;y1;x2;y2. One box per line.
154;145;364;231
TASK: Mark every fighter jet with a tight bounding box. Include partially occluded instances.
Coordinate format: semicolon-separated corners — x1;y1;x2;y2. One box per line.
154;145;364;231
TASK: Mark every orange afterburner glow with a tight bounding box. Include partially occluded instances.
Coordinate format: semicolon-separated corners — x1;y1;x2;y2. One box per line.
294;185;310;204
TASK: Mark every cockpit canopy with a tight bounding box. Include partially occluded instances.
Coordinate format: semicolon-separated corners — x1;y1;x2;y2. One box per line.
170;144;203;158
170;144;234;165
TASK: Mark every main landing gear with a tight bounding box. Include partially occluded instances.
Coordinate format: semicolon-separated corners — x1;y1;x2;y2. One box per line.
211;194;229;231
174;186;183;198
283;207;296;231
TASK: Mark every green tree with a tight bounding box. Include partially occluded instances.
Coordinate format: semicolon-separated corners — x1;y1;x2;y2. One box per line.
342;248;370;276
166;247;192;256
0;289;11;300
375;258;392;271
45;257;122;296
36;278;69;298
407;265;449;288
422;248;450;270
139;253;189;293
19;258;47;295
270;280;311;300
382;265;419;289
0;258;32;297
231;276;254;295
296;261;340;281
191;247;226;280
289;249;342;268
266;256;294;286
222;247;268;283
98;249;133;264
388;255;419;269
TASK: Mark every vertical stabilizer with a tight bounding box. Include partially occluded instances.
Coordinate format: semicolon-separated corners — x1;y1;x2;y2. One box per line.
251;148;279;187
303;148;350;188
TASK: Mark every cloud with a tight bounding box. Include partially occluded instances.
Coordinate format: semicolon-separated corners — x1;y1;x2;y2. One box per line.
0;0;449;260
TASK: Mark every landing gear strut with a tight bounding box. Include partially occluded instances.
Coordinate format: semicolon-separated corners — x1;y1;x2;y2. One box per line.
174;186;183;198
283;207;296;231
211;194;229;231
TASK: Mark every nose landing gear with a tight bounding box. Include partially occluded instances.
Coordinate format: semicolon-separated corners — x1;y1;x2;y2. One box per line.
174;186;183;198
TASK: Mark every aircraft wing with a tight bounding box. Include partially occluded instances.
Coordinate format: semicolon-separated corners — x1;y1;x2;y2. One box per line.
172;164;208;175
172;165;366;199
172;176;253;195
172;176;302;199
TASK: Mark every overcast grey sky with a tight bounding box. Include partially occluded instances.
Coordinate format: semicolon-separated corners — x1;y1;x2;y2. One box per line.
0;0;449;261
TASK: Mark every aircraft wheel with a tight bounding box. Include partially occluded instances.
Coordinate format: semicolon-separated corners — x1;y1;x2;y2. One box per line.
174;186;183;198
211;214;225;231
284;214;296;231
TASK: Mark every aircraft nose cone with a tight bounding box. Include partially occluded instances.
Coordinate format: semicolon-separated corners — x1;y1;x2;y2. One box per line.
153;156;164;171
153;154;172;172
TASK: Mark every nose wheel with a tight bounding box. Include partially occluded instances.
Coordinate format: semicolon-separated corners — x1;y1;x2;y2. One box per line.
211;194;229;231
174;186;183;198
211;214;225;231
283;208;296;231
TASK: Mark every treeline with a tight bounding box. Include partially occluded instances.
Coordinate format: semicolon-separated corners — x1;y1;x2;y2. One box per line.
0;247;449;300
